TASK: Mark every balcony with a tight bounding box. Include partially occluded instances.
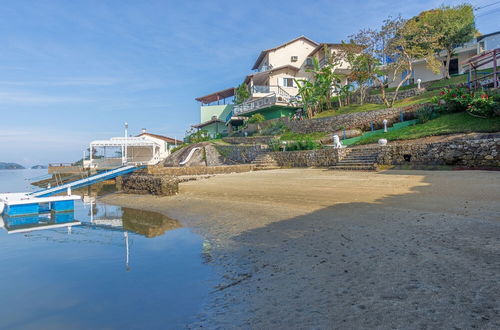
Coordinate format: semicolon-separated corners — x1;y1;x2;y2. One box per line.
233;94;277;116
254;65;273;73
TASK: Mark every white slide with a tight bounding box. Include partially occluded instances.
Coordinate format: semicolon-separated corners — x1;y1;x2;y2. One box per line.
179;147;200;166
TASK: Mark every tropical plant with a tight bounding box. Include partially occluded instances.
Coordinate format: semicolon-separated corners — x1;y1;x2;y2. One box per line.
416;105;438;123
294;49;344;118
186;129;210;143
234;83;250;104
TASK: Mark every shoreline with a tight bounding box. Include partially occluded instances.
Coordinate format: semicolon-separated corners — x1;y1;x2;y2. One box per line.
101;169;500;329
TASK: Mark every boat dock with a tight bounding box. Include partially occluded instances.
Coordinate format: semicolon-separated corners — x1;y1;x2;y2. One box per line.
0;165;144;217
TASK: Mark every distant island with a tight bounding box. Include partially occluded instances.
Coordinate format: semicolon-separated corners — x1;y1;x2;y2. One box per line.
31;165;48;169
0;162;25;169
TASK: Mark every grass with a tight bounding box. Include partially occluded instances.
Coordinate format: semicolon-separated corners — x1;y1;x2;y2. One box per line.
351;112;500;145
280;131;329;141
313;90;438;119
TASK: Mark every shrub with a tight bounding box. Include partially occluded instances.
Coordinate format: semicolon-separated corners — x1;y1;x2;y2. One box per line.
187;129;210;143
268;138;282;152
247;113;265;124
259;121;289;136
416;105;438;123
285;138;321;151
467;93;496;118
433;87;498;117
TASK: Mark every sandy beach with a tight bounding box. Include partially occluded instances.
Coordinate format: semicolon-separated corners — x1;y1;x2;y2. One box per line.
102;169;500;329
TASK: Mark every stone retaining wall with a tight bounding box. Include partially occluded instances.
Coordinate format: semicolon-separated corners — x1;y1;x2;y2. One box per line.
376;137;500;167
117;175;179;196
214;145;266;164
278;103;425;134
267;148;347;167
222;136;275;145
147;164;256;176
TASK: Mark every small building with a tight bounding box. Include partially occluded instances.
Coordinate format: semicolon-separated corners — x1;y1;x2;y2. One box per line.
389;30;500;87
84;130;181;169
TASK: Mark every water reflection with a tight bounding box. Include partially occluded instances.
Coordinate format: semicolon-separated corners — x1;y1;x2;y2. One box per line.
0;169;212;329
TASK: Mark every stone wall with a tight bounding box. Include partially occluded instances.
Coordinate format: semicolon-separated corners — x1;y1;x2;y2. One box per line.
278;103;426;134
376;137;500;167
147;164;256;176
267;148;347;167
222;136;275;145
214;145;266;164
117;175;179;196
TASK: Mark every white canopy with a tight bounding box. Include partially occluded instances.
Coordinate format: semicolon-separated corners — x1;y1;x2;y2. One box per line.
90;137;159;147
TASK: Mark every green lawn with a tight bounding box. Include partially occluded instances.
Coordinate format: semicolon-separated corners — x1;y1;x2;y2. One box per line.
352;112;500;145
313;90;438;119
280;131;329;141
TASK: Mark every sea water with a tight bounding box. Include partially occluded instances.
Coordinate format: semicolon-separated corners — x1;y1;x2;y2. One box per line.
0;169;212;329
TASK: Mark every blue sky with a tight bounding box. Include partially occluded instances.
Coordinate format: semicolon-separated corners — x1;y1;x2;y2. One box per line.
0;0;498;166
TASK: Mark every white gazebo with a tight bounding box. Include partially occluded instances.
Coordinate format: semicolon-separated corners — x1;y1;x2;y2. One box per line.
84;136;162;169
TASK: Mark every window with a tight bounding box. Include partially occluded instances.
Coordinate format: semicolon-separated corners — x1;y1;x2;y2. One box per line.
291;56;298;62
305;57;313;67
283;78;294;87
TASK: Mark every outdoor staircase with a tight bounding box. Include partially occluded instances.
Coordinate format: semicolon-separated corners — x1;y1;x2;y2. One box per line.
252;153;280;170
330;148;379;171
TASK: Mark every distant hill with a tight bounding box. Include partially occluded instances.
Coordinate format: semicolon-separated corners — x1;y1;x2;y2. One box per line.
0;162;25;169
31;165;48;169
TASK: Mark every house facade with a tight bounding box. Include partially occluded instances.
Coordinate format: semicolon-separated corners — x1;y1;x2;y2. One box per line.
194;36;355;136
389;31;500;87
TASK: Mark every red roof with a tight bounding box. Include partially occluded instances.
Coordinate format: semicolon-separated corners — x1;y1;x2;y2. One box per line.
137;133;183;144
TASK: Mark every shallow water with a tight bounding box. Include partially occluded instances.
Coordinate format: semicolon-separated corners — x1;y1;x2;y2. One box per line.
0;169;213;329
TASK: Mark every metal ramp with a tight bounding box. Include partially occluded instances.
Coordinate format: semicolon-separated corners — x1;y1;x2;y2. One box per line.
29;165;143;197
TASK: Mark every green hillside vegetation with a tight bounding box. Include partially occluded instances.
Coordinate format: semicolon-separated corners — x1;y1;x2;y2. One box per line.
352;113;500;145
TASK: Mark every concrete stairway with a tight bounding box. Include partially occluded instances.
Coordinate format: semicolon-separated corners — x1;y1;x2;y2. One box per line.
330;148;379;171
252;153;280;170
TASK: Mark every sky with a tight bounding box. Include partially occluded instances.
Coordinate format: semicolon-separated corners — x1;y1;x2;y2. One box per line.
0;0;498;166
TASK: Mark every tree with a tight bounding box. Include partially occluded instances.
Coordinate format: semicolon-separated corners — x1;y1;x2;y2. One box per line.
410;5;476;79
234;83;250;104
348;16;432;107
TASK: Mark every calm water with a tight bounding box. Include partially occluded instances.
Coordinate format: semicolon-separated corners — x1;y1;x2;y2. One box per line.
0;169;213;329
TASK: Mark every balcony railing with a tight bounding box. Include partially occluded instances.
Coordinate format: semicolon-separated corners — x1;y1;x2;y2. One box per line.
254;65;273;72
251;85;270;93
233;94;277;116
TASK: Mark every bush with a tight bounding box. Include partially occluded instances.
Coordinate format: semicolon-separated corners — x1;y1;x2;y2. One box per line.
186;129;210;143
259;121;289;136
268;138;282;152
285;138;321;151
433;87;498;117
247;113;265;124
416;105;438;123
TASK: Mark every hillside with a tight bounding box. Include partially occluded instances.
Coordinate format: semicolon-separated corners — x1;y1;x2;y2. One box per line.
0;162;25;169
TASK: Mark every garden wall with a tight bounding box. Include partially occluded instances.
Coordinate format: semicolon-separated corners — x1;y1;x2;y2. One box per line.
267;148;348;167
214;145;266;164
117;175;179;196
147;164;256;175
278;103;426;134
376;137;500;167
222;136;275;145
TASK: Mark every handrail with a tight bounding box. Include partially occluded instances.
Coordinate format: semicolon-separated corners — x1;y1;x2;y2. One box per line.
179;147;201;166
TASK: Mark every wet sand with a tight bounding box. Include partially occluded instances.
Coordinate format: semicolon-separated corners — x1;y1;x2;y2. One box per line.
102;169;500;329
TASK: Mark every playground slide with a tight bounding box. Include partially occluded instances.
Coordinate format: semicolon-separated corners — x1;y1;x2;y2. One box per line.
179;147;201;166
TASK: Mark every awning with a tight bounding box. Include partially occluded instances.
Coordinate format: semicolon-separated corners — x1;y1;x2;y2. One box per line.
90;137;159;147
195;87;235;104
